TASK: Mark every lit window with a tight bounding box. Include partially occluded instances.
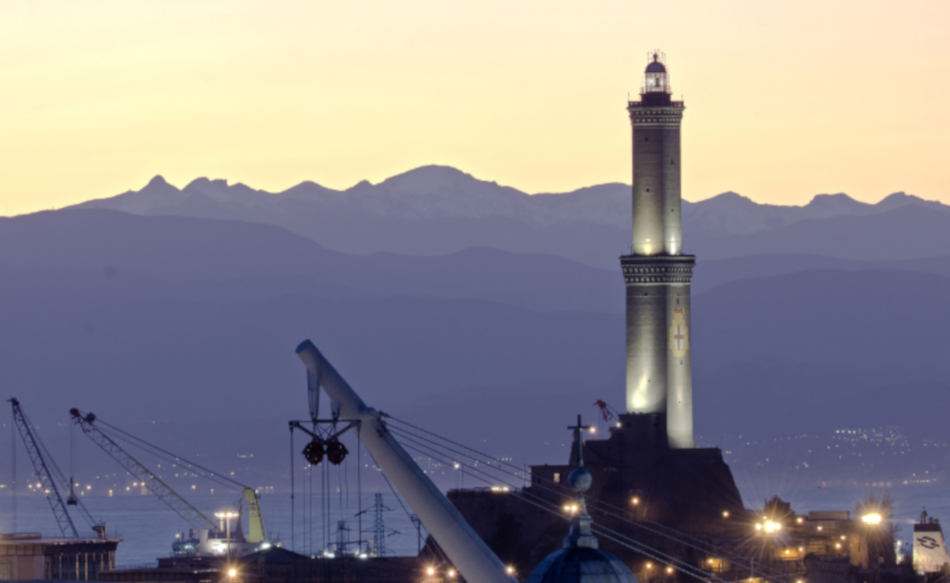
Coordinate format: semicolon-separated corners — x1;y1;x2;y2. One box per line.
553;473;560;484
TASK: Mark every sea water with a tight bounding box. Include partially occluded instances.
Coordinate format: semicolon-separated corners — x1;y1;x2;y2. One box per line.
0;491;423;566
2;484;948;566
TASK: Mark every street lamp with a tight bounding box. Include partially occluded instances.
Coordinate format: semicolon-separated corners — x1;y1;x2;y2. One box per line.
215;511;240;560
862;511;884;568
862;513;883;525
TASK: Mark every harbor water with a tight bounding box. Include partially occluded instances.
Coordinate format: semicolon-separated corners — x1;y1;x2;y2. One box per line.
1;484;948;566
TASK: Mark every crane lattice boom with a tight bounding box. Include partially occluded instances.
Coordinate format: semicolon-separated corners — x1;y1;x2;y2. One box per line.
70;408;217;533
9;398;80;538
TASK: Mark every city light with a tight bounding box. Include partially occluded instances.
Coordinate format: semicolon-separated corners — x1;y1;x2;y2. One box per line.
667;567;674;574
722;511;730;518
228;568;236;578
862;513;883;525
427;567;435;576
631;497;640;506
448;568;456;578
646;563;653;569
506;566;516;574
215;512;240;560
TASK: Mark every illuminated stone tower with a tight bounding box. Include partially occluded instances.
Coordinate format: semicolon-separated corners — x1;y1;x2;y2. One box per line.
621;53;695;449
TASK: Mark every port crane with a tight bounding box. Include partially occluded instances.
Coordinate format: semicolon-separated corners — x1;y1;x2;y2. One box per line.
69;408;267;550
594;399;620;424
9;398;102;538
70;408;218;533
296;339;518;583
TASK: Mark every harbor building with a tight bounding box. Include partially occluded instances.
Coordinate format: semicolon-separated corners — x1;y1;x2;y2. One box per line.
0;532;120;581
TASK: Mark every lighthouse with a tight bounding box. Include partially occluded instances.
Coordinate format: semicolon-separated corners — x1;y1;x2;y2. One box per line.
454;50;747;540
621;52;695;449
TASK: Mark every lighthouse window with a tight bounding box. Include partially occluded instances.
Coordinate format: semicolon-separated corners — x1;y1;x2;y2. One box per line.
553;473;561;484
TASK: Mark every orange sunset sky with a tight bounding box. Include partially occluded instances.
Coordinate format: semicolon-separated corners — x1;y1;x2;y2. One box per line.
1;0;948;216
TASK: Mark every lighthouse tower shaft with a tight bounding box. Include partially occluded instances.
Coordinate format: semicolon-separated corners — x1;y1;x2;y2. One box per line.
621;54;695;449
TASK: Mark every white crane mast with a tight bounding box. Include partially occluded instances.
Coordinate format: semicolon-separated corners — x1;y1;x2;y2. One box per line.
296;340;516;583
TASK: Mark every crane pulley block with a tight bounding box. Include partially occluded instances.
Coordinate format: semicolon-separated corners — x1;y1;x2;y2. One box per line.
303;440;325;464
326;439;348;465
289;419;358;466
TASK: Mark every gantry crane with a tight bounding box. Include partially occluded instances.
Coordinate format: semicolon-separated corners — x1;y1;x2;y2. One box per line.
9;398;102;538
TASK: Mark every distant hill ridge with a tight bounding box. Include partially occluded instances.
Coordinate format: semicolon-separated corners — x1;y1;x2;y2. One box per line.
67;165;950;267
73;164;946;230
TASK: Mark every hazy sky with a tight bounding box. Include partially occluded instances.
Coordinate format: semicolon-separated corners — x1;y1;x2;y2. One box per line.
1;1;948;216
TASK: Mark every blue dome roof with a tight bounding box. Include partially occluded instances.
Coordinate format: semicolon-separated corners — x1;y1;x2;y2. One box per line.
645;60;666;73
526;547;638;583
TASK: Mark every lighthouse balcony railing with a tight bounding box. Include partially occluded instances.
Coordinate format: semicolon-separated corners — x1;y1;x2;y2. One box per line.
628;100;684;107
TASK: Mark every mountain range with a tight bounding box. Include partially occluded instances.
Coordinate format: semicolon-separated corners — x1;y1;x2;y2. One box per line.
71;165;950;268
2;167;948;494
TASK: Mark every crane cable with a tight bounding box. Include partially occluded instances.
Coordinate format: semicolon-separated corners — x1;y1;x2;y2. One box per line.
361;440;448;565
385;415;790;579
89;415;246;492
21;410;99;529
390;430;728;583
385;419;790;582
388;422;788;582
386;428;712;578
